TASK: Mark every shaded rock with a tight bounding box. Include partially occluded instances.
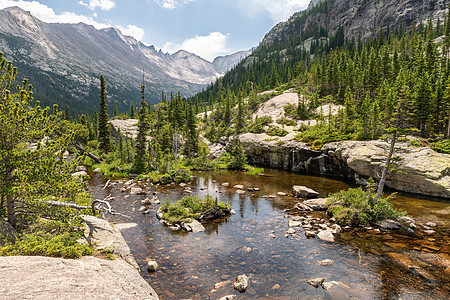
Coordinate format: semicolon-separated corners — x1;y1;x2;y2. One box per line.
213;280;231;291
141;198;152;206
80;216;139;270
292;186;319;198
76;165;87;172
233;274;249;293
0;256;159;300
307;277;325;288
302;198;328;210
317;259;335;266
0;220;17;246
287;228;296;234
147;261;158;272
93;168;101;173
398;216;415;224
375;219;402;230
317;230;335;242
423;230;436;234
322;281;340;290
305;231;316;238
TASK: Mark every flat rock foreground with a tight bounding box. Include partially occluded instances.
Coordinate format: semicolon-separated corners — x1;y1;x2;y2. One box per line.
0;216;159;300
0;256;158;300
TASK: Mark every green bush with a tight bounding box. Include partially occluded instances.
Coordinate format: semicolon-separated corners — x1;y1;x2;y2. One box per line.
277;116;297;126
326;187;405;226
247;116;272;133
188;155;218;171
432;139;450;154
266;126;288;137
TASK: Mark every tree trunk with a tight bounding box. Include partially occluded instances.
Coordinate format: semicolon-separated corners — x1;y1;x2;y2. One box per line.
373;130;397;205
7;193;15;227
72;143;102;163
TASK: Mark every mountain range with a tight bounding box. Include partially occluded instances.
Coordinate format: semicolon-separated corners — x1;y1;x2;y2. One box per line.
0;6;251;114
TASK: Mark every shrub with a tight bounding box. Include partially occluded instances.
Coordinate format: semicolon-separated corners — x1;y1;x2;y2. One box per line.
326;187;405;226
266;126;288;137
247;116;273;133
277;116;297;126
432;139;450;154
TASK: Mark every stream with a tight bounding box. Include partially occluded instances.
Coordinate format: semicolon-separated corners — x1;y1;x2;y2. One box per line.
89;169;450;300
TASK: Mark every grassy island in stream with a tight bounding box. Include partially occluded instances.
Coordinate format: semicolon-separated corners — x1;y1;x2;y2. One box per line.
158;195;231;225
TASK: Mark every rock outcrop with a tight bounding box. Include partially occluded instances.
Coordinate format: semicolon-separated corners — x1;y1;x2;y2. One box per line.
232;133;450;199
0;216;159;299
0;256;159;300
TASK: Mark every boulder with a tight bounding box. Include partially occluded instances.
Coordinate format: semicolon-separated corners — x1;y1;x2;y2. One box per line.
0;256;159;300
302;198;328;210
375;219;402;230
109;119;139;139
80;215;139;270
233;274;249;293
322;281;340;290
292;186;319;198
288;220;302;227
180;220;205;233
277;192;288;196
305;231;316;238
71;171;88;178
317;230;335;242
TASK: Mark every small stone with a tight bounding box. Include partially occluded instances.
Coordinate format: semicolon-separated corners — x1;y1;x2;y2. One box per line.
277;192;287;196
272;284;280;290
307;277;325;288
269;234;276;238
222;182;229;187
93;168;101;173
398;216;415;224
253;187;260;191
243;246;252;253
147;261;158;272
317;259;334;266
424;230;436;234
141;198;152;205
289;221;302;227
247;187;255;192
331;224;342;236
305;231;316;238
317;230;335;242
138;206;147;211
287;228;296;234
322;281;340;290
410;223;417;229
219;296;236;300
234;184;244;189
319;224;328;230
214;280;231;290
236;189;246;194
425;222;437;227
233;274;249;293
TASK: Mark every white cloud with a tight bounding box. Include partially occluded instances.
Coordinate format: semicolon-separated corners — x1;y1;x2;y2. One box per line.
78;0;116;11
238;0;310;22
154;0;197;10
117;25;145;41
0;0;145;41
163;32;229;62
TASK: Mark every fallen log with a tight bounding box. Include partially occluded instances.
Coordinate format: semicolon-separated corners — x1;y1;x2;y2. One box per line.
72;143;102;163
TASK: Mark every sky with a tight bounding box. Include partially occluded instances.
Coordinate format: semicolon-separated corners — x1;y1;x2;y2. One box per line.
0;0;311;61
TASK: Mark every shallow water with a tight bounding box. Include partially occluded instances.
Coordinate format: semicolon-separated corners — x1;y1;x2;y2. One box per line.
89;169;450;300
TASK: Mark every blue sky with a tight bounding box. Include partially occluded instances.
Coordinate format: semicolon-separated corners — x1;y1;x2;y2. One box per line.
0;0;311;61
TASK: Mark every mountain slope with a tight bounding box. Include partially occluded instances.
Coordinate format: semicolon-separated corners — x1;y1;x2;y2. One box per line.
0;6;249;114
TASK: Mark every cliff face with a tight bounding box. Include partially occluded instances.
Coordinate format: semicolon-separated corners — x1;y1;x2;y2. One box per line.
263;0;448;45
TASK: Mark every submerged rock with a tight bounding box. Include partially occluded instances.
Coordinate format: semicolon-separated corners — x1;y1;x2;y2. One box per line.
307;277;325;288
317;259;335;266
181;220;205;233
322;281;340;290
147;261;158;272
233;274;249;293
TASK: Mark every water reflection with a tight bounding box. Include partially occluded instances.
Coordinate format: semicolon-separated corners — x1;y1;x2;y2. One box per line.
89;169;450;299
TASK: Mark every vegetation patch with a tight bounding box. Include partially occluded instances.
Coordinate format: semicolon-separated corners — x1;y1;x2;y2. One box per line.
159;195;231;224
247;116;273;133
432;139;450;154
266;126;289;137
325;187;405;226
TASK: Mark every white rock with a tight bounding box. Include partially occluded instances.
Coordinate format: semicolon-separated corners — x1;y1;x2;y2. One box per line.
322;281;340;290
317;230;335;242
287;228;296;234
317;259;335;266
289;220;302;227
234;184;244;189
425;222;437;227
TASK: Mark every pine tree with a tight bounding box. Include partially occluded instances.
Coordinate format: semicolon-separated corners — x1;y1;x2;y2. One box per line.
130;102;135;119
113;100;118;117
236;90;245;133
134;74;149;172
184;102;198;157
0;56;84;226
98;74;110;153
